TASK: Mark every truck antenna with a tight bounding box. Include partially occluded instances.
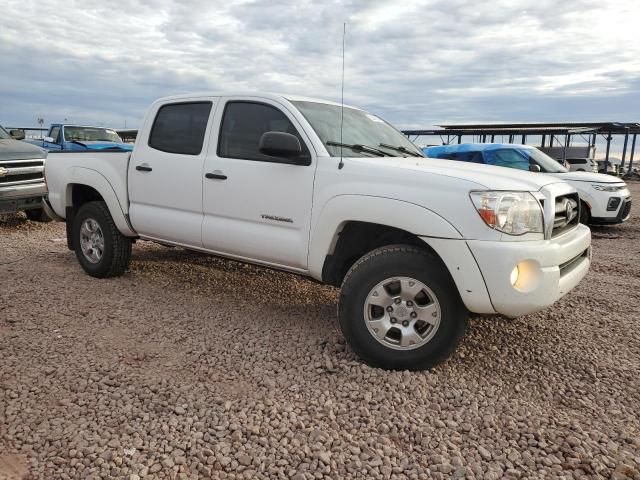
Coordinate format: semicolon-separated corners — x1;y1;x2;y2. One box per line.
338;22;346;170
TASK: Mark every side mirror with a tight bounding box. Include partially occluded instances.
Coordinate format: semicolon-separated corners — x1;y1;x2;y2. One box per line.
529;164;541;173
9;129;25;141
43;136;54;143
259;131;305;164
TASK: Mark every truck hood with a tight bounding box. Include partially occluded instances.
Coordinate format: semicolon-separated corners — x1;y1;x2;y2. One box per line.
0;138;47;161
361;156;565;191
71;141;133;151
552;171;625;184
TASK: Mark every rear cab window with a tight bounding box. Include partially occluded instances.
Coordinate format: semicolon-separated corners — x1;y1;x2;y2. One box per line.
149;102;213;155
49;126;61;144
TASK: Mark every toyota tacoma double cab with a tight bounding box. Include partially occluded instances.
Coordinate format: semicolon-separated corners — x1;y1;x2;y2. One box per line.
43;93;592;370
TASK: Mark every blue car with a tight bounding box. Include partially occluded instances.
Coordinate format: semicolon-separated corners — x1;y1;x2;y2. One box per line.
423;143;566;173
25;124;133;152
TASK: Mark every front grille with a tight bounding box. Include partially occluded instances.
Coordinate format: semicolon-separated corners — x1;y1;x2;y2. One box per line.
0;159;45;186
559;248;589;276
619;199;632;221
0;172;42;184
552;193;580;237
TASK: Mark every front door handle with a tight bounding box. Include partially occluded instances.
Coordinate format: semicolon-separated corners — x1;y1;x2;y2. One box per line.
205;172;227;180
136;165;152;172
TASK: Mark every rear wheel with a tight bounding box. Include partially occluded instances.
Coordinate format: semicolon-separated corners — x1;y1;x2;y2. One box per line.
24;208;51;222
73;201;131;278
338;245;467;370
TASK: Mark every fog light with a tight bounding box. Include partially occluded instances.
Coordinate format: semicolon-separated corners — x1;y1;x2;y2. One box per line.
607;197;621;211
510;260;542;293
510;266;519;286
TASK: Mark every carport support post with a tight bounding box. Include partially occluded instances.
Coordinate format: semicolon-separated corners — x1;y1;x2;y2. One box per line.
628;133;637;172
604;133;612;173
620;130;629;171
457;135;462;144
549;135;554;147
508;134;514;144
541;134;546;147
491;134;495;142
521;134;526;144
562;134;570;164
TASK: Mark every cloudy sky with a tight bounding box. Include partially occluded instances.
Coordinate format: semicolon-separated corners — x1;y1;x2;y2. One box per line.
1;0;639;136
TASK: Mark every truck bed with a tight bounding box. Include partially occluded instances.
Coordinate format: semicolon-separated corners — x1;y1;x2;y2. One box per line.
46;151;132;219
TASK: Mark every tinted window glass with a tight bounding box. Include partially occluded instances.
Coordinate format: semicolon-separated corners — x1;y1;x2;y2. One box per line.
218;102;310;162
484;149;530;171
50;126;61;143
149;102;212;155
457;151;484;163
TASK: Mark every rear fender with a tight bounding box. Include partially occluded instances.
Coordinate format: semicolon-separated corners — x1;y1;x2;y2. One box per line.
65;167;136;237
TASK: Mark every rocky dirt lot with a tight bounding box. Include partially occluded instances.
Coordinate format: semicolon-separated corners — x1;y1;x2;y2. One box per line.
1;184;639;480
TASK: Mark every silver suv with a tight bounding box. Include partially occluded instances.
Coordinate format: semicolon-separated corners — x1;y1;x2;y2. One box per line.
0;126;50;221
566;157;598;173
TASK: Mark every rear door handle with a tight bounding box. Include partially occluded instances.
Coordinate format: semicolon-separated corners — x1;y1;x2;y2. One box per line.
136;165;152;172
205;172;227;180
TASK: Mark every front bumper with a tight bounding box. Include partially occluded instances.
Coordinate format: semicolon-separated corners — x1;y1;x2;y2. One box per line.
590;196;632;224
466;224;591;317
0;182;47;213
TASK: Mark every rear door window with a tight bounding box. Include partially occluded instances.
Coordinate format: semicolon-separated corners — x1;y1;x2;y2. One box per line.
149;102;213;155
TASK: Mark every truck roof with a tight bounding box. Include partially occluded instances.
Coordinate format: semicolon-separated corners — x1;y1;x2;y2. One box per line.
153;92;363;111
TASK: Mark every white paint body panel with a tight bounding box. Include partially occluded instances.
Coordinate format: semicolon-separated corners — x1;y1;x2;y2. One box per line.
44;92;592;318
551;172;630;221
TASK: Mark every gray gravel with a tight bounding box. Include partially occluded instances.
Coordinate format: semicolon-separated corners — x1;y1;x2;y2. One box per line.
1;183;640;479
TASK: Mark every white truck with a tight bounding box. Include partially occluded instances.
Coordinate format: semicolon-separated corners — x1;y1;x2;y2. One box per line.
44;93;592;370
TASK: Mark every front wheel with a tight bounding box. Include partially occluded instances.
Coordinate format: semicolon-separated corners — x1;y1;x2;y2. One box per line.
579;201;590;225
338;245;467;370
73;201;132;278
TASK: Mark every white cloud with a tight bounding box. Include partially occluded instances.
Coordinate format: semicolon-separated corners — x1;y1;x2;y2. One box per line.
0;0;639;130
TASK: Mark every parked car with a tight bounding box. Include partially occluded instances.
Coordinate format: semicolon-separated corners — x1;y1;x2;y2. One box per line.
43;93;591;370
566;157;598;173
424;144;632;225
25;124;133;152
0;125;50;221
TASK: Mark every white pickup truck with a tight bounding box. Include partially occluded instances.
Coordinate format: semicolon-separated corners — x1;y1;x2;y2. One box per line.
44;93;592;370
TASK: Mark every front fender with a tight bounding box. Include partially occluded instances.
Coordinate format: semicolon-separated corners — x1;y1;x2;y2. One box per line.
307;195;462;279
64;167;136;237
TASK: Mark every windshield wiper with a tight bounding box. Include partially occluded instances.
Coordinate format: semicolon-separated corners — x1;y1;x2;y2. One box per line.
327;141;388;157
379;143;423;157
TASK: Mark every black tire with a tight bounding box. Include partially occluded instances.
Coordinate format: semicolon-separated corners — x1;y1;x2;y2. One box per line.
73;201;132;278
338;245;468;370
25;208;52;222
579;201;590;225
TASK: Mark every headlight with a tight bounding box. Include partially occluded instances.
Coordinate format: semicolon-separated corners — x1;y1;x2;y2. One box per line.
470;191;543;236
592;184;625;192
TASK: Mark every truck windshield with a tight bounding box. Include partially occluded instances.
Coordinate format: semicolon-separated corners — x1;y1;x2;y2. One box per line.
485;147;568;173
0;126;10;139
291;101;424;158
64;126;123;143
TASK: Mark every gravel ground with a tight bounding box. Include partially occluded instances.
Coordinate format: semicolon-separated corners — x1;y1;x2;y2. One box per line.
1;184;639;480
